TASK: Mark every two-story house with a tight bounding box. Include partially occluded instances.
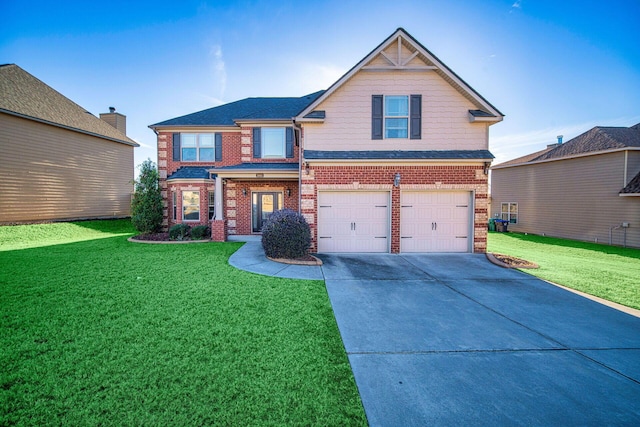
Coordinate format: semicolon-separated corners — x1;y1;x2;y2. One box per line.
149;28;503;253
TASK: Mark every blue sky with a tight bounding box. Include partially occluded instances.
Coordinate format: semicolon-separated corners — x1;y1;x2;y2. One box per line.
2;0;639;168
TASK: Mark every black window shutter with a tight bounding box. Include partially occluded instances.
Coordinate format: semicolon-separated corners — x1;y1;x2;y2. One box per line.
372;95;383;140
172;133;181;161
215;133;222;161
410;95;422;139
253;127;261;158
285;127;294;158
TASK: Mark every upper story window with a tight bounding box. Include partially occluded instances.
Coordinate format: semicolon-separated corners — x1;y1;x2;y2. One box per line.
385;96;409;138
181;134;214;161
252;127;294;159
172;133;222;162
262;128;286;158
372;94;421;140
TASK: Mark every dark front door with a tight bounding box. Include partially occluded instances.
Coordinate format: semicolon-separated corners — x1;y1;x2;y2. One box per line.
252;192;281;232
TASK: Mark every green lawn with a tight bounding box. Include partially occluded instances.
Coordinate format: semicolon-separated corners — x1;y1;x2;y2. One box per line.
0;220;367;426
488;231;640;310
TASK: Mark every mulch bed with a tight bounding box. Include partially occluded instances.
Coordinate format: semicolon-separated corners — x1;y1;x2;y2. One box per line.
488;253;539;269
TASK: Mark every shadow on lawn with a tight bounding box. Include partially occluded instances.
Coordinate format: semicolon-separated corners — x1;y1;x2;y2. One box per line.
493;232;640;259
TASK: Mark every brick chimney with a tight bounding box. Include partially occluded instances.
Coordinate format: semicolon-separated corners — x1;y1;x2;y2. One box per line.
100;106;127;135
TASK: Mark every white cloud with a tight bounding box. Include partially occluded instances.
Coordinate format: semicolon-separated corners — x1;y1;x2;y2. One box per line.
511;1;522;9
210;44;227;100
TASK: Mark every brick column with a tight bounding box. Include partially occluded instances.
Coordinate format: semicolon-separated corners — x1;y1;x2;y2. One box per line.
211;219;227;242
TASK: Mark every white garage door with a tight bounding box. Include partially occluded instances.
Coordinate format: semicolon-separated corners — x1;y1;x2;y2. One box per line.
318;192;389;253
400;191;471;253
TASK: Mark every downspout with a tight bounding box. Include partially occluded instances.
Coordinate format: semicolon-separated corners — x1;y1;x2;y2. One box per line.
292;119;303;214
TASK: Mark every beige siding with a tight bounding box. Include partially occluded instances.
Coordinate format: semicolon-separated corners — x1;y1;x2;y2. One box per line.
304;70;488;151
491;152;640;248
0;114;134;223
627;151;640;186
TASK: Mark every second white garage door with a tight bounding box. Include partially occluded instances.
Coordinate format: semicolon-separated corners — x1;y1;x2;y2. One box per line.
400;191;471;253
318;192;389;253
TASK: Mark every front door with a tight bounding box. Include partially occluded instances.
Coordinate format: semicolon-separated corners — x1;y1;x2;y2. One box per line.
252;192;282;232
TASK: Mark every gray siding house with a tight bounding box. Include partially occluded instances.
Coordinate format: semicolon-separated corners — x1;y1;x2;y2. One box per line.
491;123;640;248
0;64;139;224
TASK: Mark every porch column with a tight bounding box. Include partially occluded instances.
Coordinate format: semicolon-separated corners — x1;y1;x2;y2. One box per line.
214;175;224;220
211;175;227;242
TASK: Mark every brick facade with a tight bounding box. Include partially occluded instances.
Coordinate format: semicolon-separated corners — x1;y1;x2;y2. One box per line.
156;127;300;231
300;164;489;253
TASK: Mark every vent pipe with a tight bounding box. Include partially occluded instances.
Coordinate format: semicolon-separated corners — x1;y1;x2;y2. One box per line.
557;135;563;144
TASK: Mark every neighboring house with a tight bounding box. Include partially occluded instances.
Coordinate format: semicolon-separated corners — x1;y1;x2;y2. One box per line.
150;28;503;253
491;123;640;248
0;64;139;224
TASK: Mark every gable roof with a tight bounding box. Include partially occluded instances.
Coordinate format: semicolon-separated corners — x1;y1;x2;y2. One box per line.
620;170;640;195
150;91;325;128
296;28;504;122
0;64;138;146
493;123;640;169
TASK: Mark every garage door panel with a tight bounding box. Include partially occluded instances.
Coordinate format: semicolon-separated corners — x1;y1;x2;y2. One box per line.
318;192;390;253
401;191;471;253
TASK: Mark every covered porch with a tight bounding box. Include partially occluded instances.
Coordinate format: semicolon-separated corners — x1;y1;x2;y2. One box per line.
209;163;301;241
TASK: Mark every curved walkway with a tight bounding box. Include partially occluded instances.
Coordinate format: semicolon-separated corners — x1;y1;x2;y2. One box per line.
228;238;324;280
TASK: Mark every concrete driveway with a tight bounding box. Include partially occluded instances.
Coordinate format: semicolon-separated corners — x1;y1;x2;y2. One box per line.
318;253;640;426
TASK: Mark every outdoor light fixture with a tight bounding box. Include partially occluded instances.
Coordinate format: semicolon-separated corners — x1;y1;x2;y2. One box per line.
394;173;401;187
242;188;247;196
286;189;291;197
484;162;491;175
304;162;310;174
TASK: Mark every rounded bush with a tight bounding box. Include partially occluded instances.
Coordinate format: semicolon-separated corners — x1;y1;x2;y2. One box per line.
169;223;191;241
261;209;311;259
191;225;211;240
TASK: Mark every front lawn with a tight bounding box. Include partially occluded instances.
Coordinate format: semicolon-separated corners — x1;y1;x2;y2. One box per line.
0;220;367;426
488;232;640;310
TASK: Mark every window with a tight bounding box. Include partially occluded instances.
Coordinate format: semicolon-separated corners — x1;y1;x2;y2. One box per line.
372;95;421;140
252;127;294;159
262;128;285;158
182;191;200;221
208;191;215;220
501;202;518;224
172;192;177;221
181;133;215;161
385;96;409;138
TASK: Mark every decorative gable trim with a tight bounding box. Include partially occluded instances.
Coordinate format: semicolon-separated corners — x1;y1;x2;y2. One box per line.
295;28;503;123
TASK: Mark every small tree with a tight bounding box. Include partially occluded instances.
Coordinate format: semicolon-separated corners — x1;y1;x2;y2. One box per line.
131;159;163;234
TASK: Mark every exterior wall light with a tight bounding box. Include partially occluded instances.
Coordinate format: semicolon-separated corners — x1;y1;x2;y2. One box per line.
394;173;401;187
242;188;247;196
286;188;291;197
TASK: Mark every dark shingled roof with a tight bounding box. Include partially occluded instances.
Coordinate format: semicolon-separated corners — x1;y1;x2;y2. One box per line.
493;123;640;169
304;150;494;160
469;109;496;118
212;163;298;171
0;64;137;146
535;124;640;162
620;171;640;194
151;91;325;127
167;167;212;180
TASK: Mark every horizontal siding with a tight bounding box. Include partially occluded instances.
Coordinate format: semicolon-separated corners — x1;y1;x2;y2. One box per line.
0;114;134;223
491;152;640;248
627;151;640;186
304;70;488;152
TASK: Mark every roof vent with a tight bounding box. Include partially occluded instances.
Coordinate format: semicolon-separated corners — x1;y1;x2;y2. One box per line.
109;106;116;113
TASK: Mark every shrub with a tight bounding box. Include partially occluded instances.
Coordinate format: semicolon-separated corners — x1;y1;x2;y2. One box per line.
191;225;211;240
262;209;311;259
169;224;191;241
131;159;163;234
